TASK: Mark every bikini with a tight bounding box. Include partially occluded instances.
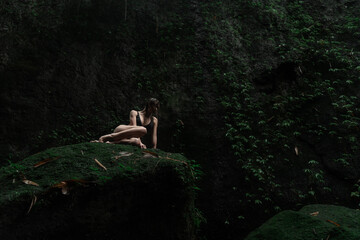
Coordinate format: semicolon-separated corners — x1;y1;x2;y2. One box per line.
136;111;154;132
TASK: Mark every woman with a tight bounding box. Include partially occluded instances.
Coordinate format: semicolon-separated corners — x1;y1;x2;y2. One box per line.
96;98;159;149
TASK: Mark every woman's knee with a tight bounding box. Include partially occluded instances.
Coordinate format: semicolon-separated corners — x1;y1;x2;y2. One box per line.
139;126;147;135
114;125;128;133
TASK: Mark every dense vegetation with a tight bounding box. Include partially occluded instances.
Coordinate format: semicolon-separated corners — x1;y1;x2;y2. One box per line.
207;0;360;211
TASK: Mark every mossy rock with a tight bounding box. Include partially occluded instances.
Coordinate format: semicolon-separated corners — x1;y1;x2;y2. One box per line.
0;143;195;240
245;204;360;240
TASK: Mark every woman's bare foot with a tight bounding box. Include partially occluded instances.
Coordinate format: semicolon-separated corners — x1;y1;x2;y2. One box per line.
127;138;146;148
96;136;146;148
99;134;113;143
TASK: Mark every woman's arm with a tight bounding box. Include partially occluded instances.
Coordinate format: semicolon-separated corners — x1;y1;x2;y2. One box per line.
152;117;158;149
129;110;145;147
129;110;137;126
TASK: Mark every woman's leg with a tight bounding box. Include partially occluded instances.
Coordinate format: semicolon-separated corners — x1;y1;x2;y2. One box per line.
107;137;142;147
99;125;146;143
113;125;139;133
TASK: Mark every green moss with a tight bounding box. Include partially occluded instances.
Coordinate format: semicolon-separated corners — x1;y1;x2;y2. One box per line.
0;142;198;239
245;204;360;240
0;142;192;205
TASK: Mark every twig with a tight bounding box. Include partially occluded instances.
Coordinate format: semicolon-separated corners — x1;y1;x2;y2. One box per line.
27;195;37;214
94;158;107;171
143;150;159;158
34;156;60;168
326;219;340;227
23;179;39;187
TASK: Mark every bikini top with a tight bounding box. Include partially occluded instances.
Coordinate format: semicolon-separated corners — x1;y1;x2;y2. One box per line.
136;111;154;133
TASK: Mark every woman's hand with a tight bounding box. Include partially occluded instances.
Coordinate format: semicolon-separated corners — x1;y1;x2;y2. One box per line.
136;138;146;149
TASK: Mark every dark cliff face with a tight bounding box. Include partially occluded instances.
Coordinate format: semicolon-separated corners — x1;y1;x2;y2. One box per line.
1;0;360;239
0;0;222;160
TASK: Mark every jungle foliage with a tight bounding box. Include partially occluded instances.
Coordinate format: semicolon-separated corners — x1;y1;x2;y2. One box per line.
200;0;360;216
114;0;360;232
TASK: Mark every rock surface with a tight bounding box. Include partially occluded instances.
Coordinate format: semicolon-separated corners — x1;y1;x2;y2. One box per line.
0;143;196;240
245;204;360;240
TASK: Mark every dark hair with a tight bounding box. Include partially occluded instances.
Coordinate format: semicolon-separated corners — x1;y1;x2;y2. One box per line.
145;98;160;116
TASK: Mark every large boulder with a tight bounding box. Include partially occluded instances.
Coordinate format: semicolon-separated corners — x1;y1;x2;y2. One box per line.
0;143;196;240
245;204;360;240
